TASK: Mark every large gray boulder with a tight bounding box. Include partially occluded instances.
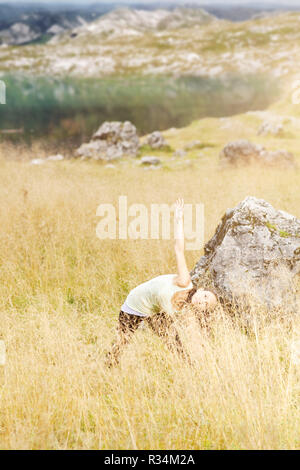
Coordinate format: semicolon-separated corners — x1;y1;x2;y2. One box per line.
191;197;300;311
220;140;295;167
76;121;140;161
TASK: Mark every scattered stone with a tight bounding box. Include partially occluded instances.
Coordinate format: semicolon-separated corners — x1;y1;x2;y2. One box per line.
220;140;263;165
167;127;178;134
191;196;300;311
76;121;140;161
173;149;187;158
258;121;284;136
146;131;168;149
219;118;232;130
184;140;202;151
105;164;116;169
30;159;45;165
219;140;295;167
47;154;64;161
141;156;161;166
259;149;295;167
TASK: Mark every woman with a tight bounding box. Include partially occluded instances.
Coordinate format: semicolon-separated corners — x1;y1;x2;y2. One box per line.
106;199;218;366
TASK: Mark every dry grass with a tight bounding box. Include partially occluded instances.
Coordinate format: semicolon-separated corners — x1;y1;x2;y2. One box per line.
0;147;299;450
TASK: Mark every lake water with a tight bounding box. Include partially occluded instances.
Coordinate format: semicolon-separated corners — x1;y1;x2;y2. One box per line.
0;74;279;147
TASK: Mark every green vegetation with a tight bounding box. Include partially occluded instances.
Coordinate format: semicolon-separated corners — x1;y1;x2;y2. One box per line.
265;223;296;239
266;222;277;232
279;230;292;238
138;144;174;156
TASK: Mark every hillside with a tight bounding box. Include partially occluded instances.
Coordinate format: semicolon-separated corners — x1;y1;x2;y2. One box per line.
1;8;300;80
0;2;259;46
0;2;112;46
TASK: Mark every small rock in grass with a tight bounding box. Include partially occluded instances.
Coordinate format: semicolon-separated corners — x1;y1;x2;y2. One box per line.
219;140;295;167
47;154;64;161
30;159;45;165
147;131;168;149
141;156;161;166
258;121;284;137
184;140;202;151
173;149;187;158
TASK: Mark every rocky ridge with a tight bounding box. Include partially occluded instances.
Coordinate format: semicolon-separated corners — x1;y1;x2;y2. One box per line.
2;8;300;79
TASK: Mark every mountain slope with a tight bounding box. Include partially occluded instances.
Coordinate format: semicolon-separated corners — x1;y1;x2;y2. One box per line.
0;8;300;81
0;13;89;45
0;3;213;46
0;4;106;45
58;6;214;38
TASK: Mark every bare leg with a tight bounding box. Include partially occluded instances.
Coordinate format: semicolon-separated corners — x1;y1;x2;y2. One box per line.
106;311;144;367
146;312;190;362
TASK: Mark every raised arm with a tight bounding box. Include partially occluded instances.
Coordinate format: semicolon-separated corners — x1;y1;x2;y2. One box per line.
173;198;191;288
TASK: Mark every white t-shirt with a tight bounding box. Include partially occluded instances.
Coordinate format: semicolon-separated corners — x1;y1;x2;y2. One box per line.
122;274;193;318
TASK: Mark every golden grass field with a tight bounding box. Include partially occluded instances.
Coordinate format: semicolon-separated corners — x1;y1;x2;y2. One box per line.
0;109;300;450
